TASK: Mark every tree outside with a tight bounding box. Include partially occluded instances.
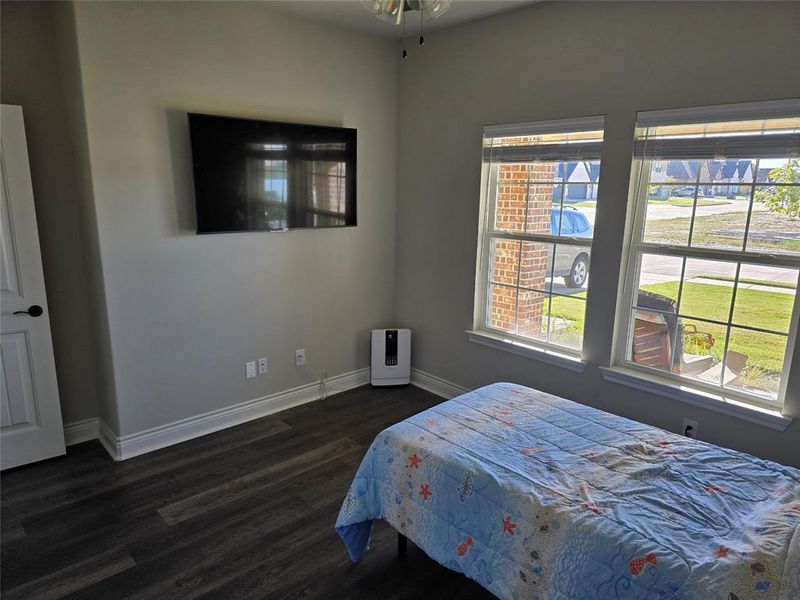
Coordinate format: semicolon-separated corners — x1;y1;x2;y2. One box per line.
755;158;800;218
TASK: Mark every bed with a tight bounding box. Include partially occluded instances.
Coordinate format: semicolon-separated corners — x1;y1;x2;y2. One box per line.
335;382;800;599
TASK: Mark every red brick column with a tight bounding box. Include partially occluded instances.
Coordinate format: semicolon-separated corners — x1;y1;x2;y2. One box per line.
489;161;556;336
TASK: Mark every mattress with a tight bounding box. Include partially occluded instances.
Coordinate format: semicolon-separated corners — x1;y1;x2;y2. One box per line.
336;382;800;599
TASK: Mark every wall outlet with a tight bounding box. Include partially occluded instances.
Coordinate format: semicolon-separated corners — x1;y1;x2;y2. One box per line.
295;348;306;366
682;418;699;439
258;357;268;375
245;361;257;379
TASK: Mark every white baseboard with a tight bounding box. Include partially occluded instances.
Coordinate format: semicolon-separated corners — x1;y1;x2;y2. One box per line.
411;368;470;399
63;418;99;446
68;367;467;461
98;419;120;460
97;367;370;461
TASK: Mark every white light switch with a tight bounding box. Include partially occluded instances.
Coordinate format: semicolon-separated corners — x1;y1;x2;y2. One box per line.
258;357;268;375
245;361;257;379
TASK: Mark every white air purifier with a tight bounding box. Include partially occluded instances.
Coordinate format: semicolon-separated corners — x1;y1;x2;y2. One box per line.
371;329;411;386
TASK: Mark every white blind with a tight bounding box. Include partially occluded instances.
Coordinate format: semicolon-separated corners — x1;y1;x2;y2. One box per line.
634;99;800;160
636;99;800;128
483;115;605;163
633;132;800;160
483;115;605;138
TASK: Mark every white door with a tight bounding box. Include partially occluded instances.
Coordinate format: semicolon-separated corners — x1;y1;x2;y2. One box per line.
0;105;65;470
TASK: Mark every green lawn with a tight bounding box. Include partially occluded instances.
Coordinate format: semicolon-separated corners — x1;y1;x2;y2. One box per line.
550;281;793;374
644;210;800;253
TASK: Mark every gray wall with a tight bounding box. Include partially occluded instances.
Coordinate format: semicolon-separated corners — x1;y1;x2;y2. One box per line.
1;1;102;424
395;1;800;466
63;0;399;436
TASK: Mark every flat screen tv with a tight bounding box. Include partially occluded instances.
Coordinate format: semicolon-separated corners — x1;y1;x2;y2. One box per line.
188;113;357;233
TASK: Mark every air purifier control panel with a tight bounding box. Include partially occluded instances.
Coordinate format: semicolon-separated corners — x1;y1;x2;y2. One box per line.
385;330;398;366
371;329;411;386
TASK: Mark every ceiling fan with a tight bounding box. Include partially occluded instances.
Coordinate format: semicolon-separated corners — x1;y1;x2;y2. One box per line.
361;0;453;58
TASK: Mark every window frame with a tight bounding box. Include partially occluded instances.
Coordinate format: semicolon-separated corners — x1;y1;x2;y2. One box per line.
473;116;604;358
613;103;800;412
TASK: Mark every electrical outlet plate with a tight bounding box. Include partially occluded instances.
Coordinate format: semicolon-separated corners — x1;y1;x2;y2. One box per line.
258;357;268;375
295;348;306;366
682;418;699;439
245;361;257;379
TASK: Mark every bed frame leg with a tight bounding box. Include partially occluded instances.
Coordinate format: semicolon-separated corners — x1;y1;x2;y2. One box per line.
397;532;408;556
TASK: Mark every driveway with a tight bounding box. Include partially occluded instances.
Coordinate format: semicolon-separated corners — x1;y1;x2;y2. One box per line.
638;258;796;291
574;198;760;229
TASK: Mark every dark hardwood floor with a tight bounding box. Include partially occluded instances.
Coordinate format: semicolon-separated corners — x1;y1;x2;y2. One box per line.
1;385;495;599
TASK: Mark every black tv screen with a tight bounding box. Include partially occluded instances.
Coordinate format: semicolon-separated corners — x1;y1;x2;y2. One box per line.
188;113;357;233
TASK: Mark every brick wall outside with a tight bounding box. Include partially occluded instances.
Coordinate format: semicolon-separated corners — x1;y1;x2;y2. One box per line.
489;161;557;337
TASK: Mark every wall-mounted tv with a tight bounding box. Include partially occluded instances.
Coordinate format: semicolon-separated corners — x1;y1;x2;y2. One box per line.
188;113;357;234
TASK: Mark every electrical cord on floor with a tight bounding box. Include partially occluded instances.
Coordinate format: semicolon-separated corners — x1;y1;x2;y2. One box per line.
304;362;328;400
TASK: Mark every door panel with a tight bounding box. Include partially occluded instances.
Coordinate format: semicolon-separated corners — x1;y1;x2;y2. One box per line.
0;105;65;469
0;331;39;430
0;177;22;297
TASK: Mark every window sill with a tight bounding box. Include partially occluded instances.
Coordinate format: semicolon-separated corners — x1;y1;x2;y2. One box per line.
465;330;587;373
599;366;792;431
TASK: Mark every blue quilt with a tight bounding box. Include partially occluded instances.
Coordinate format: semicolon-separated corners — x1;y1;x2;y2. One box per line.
336;382;800;599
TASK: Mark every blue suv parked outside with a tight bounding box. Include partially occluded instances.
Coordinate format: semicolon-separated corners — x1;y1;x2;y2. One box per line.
550;207;591;288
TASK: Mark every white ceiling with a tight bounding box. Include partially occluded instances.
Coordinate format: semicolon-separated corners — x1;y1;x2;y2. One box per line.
267;1;537;39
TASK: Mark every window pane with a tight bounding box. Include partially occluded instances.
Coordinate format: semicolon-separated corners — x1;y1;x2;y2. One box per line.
687;186;749;251
679;318;727;387
561;206;594;237
646;159;757;186
646;160;700;185
642;184;696;246
527;161;563;183
678;259;737;323
726;328;788;400
550;243;590;292
748;185;800;255
755;157;800;184
637;254;683;300
549;295;585;350
731;264;797;334
487;284;517;334
527;181;560;235
493;165;528;233
516;289;549;342
556;161;600;210
519;241;553;292
701;184;752;202
629;308;679;373
702;159;757;185
489;238;520;286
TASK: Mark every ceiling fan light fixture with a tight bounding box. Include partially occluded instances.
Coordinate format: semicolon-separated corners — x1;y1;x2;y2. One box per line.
361;0;452;58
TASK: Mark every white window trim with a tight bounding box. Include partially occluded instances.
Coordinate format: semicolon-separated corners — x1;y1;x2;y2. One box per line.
599;366;792;431
611;106;800;415
466;329;587;373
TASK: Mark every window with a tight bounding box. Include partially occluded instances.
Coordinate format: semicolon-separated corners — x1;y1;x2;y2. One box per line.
617;101;800;410
474;116;604;355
